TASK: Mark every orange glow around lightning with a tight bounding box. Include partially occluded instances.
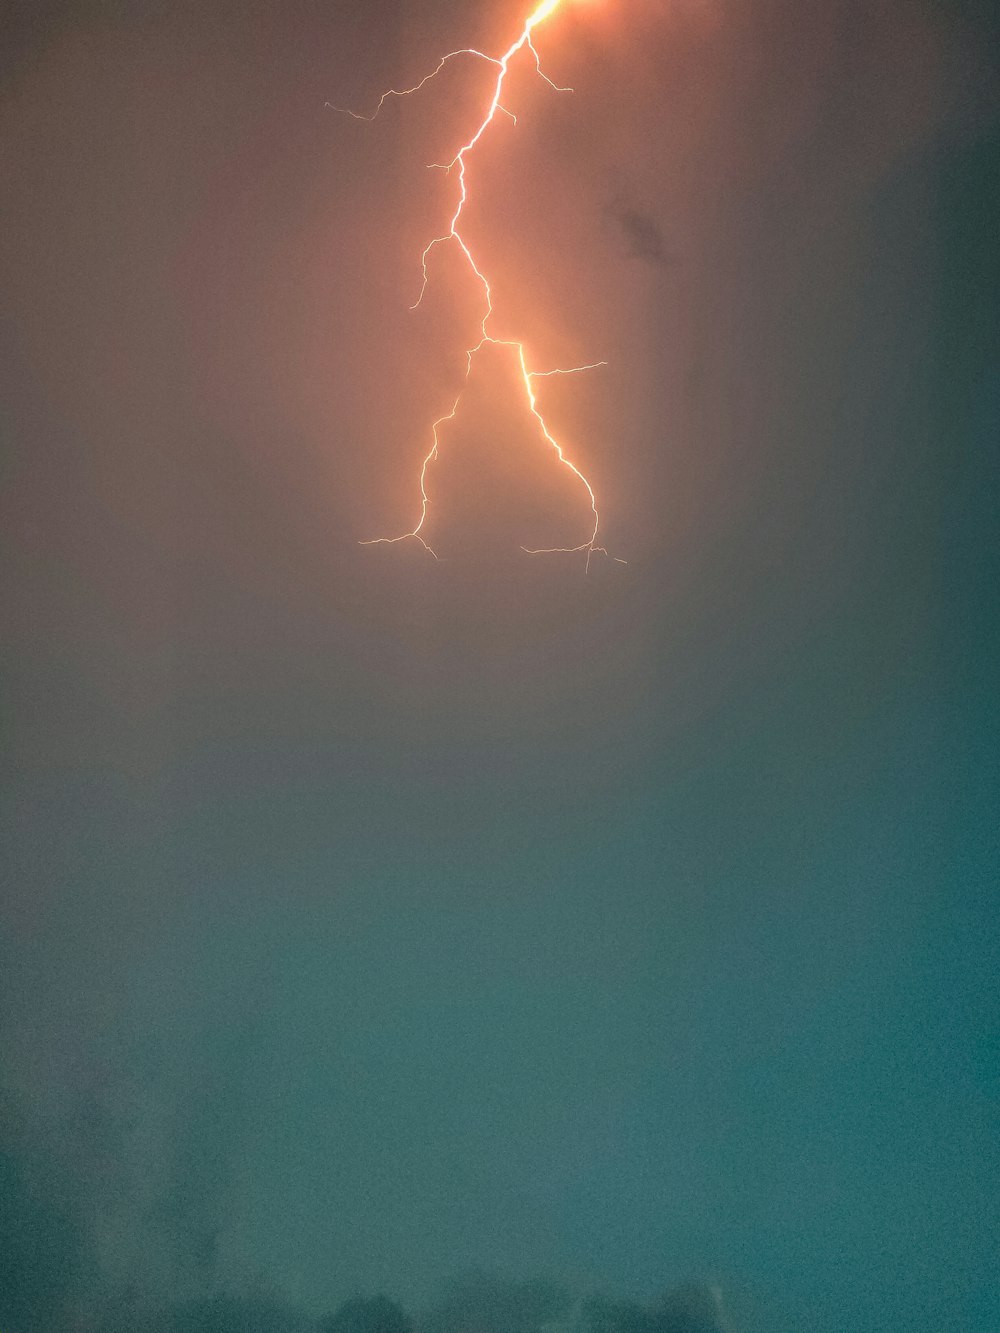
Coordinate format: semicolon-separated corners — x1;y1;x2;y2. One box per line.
333;0;624;569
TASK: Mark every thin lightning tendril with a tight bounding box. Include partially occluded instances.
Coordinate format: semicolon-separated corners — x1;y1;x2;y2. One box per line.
332;0;623;568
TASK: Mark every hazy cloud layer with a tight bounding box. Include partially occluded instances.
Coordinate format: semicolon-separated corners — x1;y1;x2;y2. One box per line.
2;0;998;1329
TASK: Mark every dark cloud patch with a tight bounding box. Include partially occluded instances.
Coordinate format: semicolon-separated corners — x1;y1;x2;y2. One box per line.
607;201;673;265
652;1284;730;1333
0;1087;93;1332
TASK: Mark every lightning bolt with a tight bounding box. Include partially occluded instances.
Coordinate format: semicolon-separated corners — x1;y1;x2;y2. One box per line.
333;0;624;569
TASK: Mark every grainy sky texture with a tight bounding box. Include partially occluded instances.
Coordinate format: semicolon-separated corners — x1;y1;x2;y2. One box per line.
2;1;999;1330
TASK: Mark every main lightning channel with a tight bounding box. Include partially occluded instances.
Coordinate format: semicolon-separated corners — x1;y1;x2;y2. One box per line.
335;0;621;568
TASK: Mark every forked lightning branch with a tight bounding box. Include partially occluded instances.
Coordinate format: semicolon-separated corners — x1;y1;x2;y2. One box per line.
332;0;623;568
